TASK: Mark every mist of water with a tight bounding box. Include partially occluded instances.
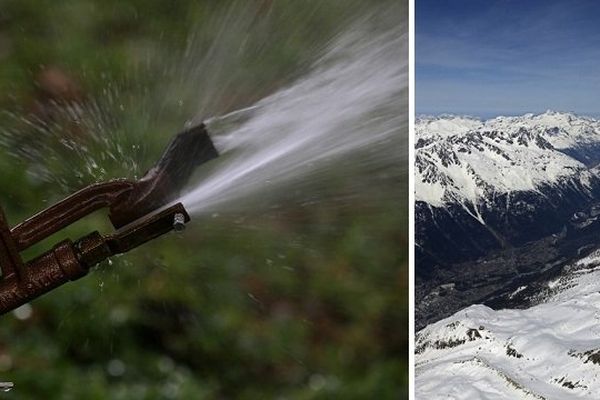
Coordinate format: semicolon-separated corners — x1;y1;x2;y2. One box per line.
180;21;406;215
0;4;405;221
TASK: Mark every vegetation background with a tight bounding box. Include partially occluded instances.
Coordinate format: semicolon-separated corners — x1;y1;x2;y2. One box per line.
0;0;406;398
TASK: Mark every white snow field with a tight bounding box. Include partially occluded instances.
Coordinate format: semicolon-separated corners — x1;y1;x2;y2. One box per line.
416;248;600;399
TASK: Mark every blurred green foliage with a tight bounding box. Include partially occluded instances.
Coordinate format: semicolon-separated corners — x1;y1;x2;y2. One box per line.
0;0;407;398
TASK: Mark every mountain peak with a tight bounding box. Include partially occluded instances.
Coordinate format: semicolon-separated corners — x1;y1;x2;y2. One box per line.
415;111;600;207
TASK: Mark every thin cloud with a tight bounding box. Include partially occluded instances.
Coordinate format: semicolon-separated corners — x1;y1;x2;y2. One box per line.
417;0;600;116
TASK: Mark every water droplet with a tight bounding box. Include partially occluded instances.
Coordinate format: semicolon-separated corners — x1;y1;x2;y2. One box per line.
110;307;129;324
13;303;32;320
309;374;326;391
107;359;126;377
0;382;13;392
161;382;179;398
157;356;175;374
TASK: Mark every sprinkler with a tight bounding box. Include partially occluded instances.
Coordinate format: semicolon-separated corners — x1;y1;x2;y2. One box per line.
0;123;218;315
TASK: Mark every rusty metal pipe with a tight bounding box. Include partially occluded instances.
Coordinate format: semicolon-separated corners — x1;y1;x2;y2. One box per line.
0;239;87;313
12;122;218;251
0;204;189;314
11;180;134;252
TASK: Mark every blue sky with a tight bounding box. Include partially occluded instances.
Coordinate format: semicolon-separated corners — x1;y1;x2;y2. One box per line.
417;0;600;117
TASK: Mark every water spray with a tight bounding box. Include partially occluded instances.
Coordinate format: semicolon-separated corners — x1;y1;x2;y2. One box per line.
0;123;218;315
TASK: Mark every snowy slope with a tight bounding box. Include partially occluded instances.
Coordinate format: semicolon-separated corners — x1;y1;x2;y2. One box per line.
416;248;600;400
416;111;600;207
483;111;600;151
415;114;483;139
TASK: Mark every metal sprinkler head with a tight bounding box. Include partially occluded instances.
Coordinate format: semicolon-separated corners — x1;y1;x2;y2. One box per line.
0;122;218;315
173;213;186;232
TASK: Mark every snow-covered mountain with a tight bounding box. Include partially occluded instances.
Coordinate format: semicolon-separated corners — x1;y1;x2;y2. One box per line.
416;111;600;207
416;111;600;264
416;248;600;400
416;112;600;398
416;111;600;328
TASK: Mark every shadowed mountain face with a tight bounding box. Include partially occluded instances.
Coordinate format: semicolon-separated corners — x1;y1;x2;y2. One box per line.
415;112;600;328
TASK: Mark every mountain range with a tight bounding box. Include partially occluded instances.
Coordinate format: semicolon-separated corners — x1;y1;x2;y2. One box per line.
416;111;600;327
416;111;600;398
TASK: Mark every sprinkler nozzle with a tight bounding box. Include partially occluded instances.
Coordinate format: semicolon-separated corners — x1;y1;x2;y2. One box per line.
0;122;216;315
173;213;186;232
109;122;218;228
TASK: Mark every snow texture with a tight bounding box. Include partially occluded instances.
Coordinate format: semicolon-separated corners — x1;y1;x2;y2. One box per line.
416;111;600;207
416;249;600;399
